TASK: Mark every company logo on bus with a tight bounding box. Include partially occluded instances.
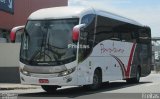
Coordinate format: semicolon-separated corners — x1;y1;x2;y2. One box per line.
100;43;125;54
68;44;90;49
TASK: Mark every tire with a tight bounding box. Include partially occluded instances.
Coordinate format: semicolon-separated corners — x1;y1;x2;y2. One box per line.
84;69;102;90
41;85;58;93
126;67;140;83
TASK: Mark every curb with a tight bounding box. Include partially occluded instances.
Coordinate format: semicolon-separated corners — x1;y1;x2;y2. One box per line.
151;71;160;74
0;84;40;90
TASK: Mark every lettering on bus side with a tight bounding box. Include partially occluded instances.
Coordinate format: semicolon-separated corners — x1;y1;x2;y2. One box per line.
100;43;124;54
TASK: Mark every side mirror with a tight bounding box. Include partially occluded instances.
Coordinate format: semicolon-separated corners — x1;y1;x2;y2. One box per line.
10;25;25;43
72;24;86;42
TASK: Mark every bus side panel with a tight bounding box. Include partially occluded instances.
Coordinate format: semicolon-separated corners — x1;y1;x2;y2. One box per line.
77;59;91;85
77;55;123;85
77;40;137;85
91;40;139;80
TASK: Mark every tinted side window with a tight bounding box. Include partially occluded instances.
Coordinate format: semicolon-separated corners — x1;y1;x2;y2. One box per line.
78;14;96;62
121;32;136;42
81;14;95;47
81;14;95;26
95;15;122;44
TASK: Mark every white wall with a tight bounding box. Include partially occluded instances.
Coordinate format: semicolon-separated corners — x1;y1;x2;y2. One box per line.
0;43;20;67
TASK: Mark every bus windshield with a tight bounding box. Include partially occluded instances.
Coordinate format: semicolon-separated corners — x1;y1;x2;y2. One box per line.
20;19;79;66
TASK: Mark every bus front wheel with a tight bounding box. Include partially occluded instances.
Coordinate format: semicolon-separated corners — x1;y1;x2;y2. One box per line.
41;85;58;93
84;69;102;90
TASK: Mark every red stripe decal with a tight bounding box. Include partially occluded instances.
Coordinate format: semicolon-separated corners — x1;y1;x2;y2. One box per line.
125;43;136;78
110;43;136;79
110;55;125;78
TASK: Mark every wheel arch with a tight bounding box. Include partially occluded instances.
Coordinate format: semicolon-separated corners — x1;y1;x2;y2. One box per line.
94;67;102;81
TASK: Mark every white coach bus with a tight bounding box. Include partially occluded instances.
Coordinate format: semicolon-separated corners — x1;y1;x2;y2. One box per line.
10;6;152;92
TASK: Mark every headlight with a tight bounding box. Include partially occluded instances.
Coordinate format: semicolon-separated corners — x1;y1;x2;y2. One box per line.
58;67;76;77
20;68;30;76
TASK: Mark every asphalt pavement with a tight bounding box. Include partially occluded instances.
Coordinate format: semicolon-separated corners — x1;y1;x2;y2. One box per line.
0;71;159;99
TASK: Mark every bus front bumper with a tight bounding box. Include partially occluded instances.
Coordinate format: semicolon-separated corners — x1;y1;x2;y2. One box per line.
20;72;78;86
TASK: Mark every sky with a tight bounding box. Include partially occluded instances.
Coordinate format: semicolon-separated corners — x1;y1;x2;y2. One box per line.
68;0;160;37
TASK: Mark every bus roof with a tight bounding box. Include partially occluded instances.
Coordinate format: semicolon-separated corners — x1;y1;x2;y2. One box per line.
28;6;143;27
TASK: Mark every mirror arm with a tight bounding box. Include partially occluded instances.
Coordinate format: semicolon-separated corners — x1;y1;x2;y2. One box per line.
10;25;25;43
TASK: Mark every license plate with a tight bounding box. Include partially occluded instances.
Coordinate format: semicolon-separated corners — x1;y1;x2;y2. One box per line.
39;79;49;83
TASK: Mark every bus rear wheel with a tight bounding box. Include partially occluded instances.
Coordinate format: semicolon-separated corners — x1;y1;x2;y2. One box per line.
41;85;58;93
126;67;140;83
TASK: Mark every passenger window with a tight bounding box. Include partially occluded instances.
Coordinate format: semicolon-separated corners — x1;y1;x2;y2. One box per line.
78;14;96;63
121;32;132;42
81;14;95;26
81;14;95;46
110;32;120;40
95;32;121;44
